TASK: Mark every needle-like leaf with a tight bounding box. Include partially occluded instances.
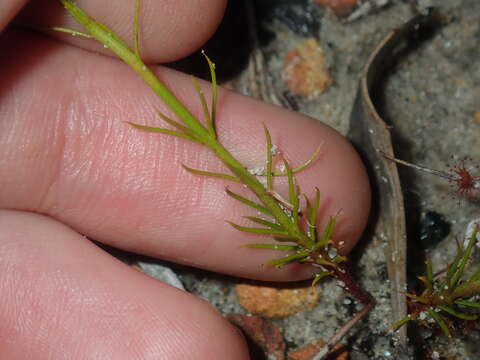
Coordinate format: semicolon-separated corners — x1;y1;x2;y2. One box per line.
316;215;337;249
272;145;321;176
467;269;480;284
436;305;478;321
49;26;93;38
264;126;273;191
228;222;289;237
425;258;434;291
133;0;141;57
191;76;212;132
446;243;464;283
244;244;297;251
255;145;322;177
284;159;299;226
309;188;320;230
127;122;198;142
225;188;270;216
244;216;285;232
389;315;413;331
311;271;332;288
314;257;336;267
182;164;240;182
450;228;476;289
454;299;480;308
201;51;217;137
404;293;429;304
428;309;452;338
273;236;303;242
267;251;310;267
154;108;194;135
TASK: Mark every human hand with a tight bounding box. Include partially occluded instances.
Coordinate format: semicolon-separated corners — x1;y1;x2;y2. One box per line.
0;1;371;358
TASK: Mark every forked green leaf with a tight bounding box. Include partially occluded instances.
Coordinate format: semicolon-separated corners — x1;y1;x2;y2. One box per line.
272;145;321;176
256;145;322;177
225;188;270;216
154;108;193;135
182;164;240;182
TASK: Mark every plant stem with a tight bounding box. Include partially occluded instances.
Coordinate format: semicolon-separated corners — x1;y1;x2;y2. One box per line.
210;141;314;248
59;0;211;139
313;266;375;359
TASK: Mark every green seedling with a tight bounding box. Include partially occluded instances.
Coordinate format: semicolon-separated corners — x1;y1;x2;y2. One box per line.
390;223;480;338
55;1;374;357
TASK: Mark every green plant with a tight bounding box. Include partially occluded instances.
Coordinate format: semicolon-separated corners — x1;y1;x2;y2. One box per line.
382;153;480;339
55;1;374;357
390;223;480;338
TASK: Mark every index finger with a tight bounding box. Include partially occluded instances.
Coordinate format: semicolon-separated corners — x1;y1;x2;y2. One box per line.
15;0;227;62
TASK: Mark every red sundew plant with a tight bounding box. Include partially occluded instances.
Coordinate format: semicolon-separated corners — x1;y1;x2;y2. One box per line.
448;158;480;197
381;152;480;198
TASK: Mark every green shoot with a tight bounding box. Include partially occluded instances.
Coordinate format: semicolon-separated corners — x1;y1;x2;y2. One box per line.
55;1;375;357
390;223;480;338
